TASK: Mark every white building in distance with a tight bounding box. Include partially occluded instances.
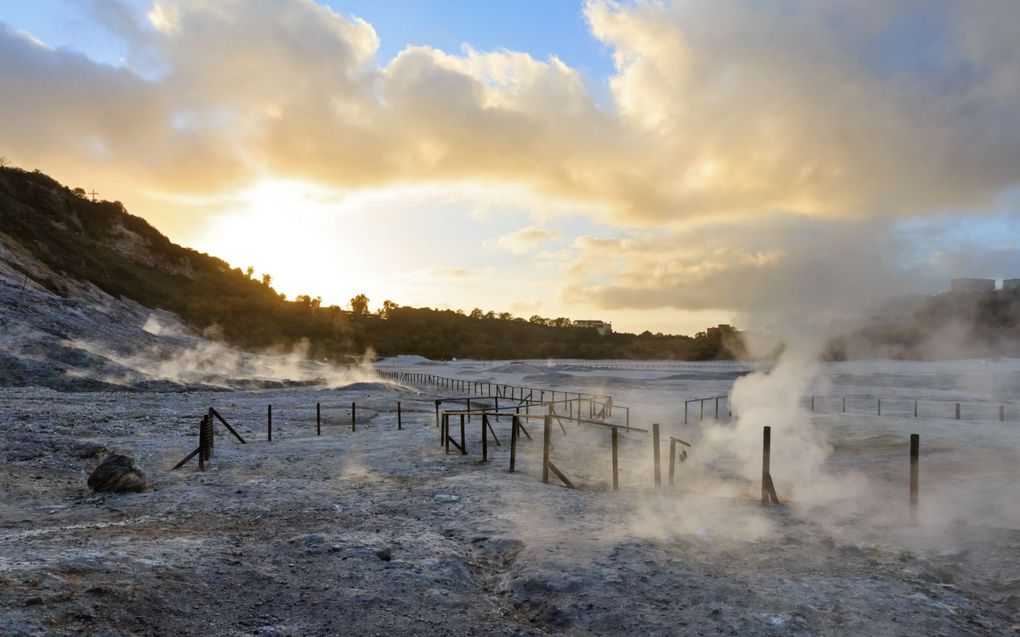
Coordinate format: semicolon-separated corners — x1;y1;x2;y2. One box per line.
573;319;613;336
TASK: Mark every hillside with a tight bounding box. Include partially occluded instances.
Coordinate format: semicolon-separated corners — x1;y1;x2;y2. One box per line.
0;165;741;367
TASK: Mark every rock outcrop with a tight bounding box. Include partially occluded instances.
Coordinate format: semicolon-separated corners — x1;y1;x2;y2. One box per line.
87;454;148;493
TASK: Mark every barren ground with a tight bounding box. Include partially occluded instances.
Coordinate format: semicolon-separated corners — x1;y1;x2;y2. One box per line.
2;359;1019;636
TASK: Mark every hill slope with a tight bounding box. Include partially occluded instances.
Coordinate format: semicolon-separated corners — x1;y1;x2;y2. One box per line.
0;165;741;371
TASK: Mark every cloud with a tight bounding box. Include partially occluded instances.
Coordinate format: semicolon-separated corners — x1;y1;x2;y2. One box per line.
4;0;1020;329
561;216;917;328
1;0;1018;227
423;267;481;279
486;225;561;254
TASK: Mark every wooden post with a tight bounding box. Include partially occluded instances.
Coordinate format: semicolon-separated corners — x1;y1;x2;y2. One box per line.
842;397;846;413
761;426;780;505
700;400;704;422
668;439;677;486
877;398;882;416
611;427;619;491
542;415;552;483
203;412;214;460
955;403;960;420
909;433;919;524
351;402;356;432
684;401;688;424
198;416;207;472
652;423;661;489
435;400;441;428
482;414;489;462
459;414;466;455
810;396;815;412
914;400;918;418
509;415;519;473
467;398;471;423
397;402;402;430
444;414;450;454
267;404;272;442
715;397;720;419
316;402;321;436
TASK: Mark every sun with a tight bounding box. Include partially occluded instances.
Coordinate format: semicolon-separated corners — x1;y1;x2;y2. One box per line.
191;178;384;307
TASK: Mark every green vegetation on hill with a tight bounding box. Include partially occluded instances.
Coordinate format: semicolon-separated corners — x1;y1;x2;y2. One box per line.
0;165;743;361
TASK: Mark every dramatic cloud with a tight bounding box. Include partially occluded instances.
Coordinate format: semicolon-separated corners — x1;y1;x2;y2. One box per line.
561;215;921;327
3;0;1019;223
2;0;1020;323
487;226;561;254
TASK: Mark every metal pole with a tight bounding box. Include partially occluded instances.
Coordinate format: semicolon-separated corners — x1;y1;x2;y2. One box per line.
316;402;321;436
351;402;356;432
459;414;466;455
267;404;272;442
397;402;402;430
761;426;771;506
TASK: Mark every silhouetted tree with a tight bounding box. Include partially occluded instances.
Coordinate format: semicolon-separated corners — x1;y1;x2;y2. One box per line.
350;293;370;316
379;299;399;318
245;265;255;279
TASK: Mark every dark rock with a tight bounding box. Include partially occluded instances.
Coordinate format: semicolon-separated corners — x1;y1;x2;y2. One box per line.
375;548;392;561
23;596;43;606
87;454;148;493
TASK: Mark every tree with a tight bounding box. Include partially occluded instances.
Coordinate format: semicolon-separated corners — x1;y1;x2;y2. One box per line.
261;273;272;286
350;293;370;316
0;155;7;168
245;265;255;279
498;312;513;321
469;308;484;320
379;299;399;318
72;187;87;198
311;296;322;309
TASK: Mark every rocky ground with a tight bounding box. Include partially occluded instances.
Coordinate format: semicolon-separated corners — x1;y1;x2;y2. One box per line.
2;379;1018;636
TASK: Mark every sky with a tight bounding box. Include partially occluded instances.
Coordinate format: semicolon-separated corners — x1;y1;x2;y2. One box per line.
1;1;1019;335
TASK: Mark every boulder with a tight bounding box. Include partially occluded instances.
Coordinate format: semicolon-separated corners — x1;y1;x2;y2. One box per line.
87;454;148;493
